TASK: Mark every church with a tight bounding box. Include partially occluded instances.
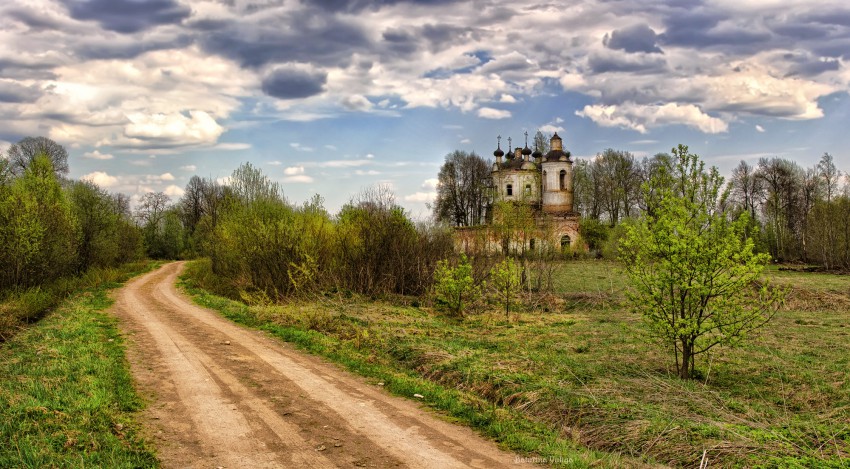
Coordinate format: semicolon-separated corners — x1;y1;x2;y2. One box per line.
456;132;580;254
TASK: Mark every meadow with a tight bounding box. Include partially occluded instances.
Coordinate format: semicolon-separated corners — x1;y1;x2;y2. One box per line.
184;259;850;468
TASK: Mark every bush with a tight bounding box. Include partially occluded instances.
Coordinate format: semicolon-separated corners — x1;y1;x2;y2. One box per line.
433;254;481;317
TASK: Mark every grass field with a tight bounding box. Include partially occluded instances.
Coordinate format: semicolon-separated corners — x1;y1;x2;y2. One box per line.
184;258;850;468
0;263;159;468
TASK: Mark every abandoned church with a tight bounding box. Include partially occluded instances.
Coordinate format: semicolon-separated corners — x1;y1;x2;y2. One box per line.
455;132;580;254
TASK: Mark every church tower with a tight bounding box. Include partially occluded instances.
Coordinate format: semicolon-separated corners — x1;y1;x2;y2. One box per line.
540;133;573;214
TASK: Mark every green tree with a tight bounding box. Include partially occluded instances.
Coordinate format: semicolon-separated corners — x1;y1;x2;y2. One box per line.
433;254;479;317
489;257;520;320
619;145;784;379
0;155;76;289
69;180;121;271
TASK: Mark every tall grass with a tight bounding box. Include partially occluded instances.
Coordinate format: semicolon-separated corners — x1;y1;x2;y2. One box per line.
0;261;155;341
0;264;158;467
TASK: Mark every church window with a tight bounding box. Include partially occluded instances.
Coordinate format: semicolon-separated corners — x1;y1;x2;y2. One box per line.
542;171;547;191
559;170;567;190
525;184;531;195
560;235;571;248
506;184;513;196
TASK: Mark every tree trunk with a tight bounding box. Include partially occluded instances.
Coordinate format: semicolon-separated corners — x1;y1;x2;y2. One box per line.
679;339;693;379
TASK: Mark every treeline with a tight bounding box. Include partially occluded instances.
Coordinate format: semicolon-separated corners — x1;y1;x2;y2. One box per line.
433;146;849;269
575;151;850;268
0;138;145;339
170;163;453;300
0;139;143;292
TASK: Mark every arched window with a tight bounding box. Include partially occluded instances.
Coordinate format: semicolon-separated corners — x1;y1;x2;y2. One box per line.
559;170;567;190
529;238;536;250
560;235;571;248
542;170;547;191
506;184;513;196
525;184;531;195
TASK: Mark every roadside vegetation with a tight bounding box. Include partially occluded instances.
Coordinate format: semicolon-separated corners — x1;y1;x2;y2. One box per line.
0;261;158;468
183;259;850;468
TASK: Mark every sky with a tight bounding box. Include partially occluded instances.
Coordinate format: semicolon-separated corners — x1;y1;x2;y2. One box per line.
1;0;849;217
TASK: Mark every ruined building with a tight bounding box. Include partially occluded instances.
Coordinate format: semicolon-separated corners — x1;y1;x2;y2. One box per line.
456;132;580;253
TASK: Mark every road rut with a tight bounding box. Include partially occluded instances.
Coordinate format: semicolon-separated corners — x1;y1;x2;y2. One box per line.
113;262;532;468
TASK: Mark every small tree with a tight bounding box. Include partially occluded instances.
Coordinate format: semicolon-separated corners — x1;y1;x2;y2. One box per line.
619;145;785;379
489;257;520;320
433;254;479;317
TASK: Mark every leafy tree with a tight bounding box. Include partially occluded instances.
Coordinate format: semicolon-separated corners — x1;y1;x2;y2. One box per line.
69;180;121;272
433;254;479;317
489;257;520;320
6;137;69;177
0;155;76;289
578;217;609;254
619;145;784;379
433;150;490;227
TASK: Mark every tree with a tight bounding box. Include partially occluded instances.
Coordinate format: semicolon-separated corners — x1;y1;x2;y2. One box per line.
433;254;480;317
489;257;520;320
619;145;784;379
69;180;121;272
532;130;550;155
728;160;763;220
433;151;490;227
6;137;69;177
818;153;840;203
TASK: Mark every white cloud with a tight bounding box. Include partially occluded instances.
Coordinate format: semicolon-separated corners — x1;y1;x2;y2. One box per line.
81;171;118;188
290;143;315;152
83;150;113;160
283;175;314;183
216;176;232;186
460;138;471;144
212;143;252;151
160;172;175;181
421;178;439;189
342;94;373;111
404;192;437;203
478;107;511;119
164;185;185;197
325;144;337;151
284;165;305;175
268;160;283;166
539;124;565;134
365;153;375;159
123;110;224;146
354;170;380;176
577;103;729;134
499;94;517;103
756;125;765;132
180;165;197;171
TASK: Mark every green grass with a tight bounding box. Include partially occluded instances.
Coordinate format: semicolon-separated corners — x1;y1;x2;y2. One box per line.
182;258;850;468
0;262;159;468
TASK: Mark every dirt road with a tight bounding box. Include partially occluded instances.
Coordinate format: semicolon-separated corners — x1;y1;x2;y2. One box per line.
113;262;533;468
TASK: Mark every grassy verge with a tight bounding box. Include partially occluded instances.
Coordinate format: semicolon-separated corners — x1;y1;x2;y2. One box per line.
183;258;850;468
0;261;159;468
181;259;644;468
0;262;160;342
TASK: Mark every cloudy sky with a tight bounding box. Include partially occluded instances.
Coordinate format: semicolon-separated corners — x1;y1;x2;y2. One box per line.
2;0;849;215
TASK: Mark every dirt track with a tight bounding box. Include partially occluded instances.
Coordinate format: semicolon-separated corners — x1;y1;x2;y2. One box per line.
113;262;533;468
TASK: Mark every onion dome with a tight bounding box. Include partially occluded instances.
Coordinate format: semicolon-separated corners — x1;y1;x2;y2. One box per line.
493;135;504;158
532;148;543;159
521;146;532;157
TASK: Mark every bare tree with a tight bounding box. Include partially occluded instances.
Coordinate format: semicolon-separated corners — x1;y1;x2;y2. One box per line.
818;153;841;203
729;161;764;219
433;150;490;226
6;136;69;177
